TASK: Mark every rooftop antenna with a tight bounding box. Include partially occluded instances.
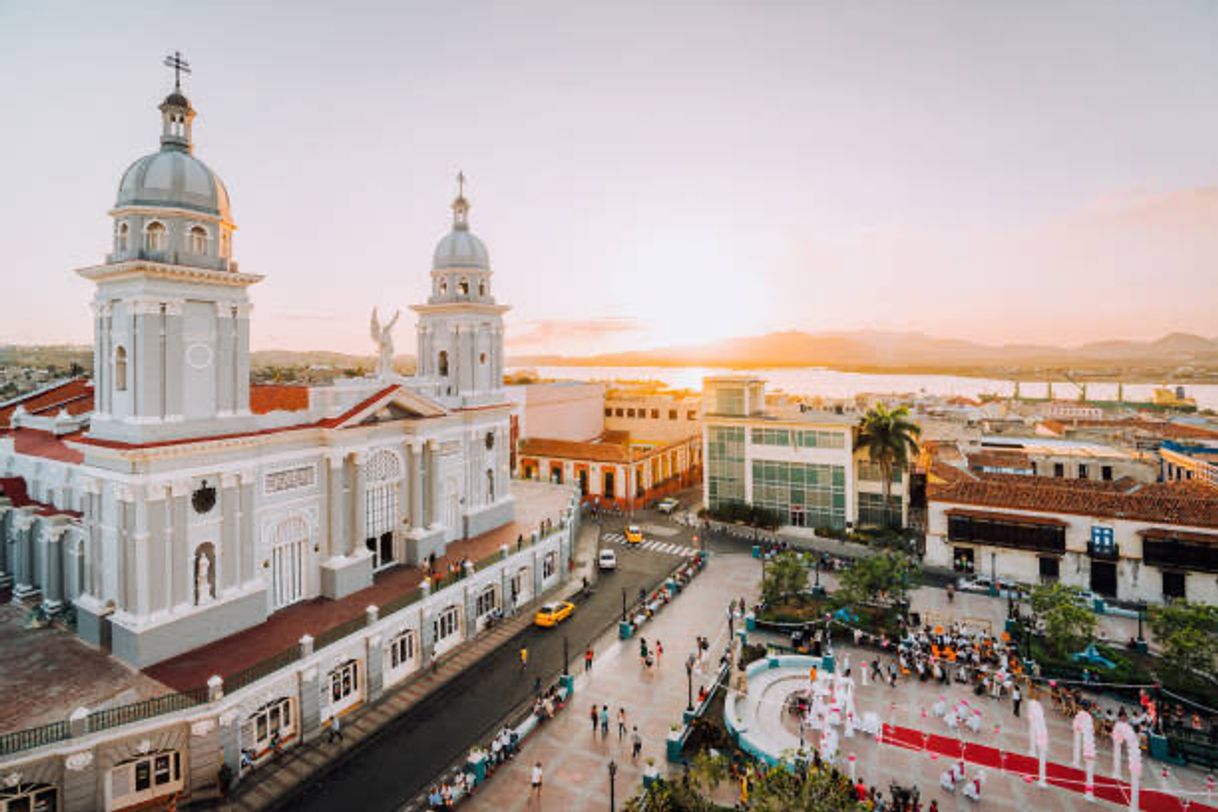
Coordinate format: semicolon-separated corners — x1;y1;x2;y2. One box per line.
163;51;192;91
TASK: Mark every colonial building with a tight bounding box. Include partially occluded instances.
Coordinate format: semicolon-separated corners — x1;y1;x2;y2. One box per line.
925;459;1218;604
0;79;514;667
701;377;910;530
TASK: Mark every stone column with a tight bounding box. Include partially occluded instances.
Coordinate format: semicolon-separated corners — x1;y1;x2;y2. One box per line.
144;487;168;613
170;480;190;609
234;303;252;413
220;473;239;593
365;632;385;703
131;490;150;617
352;451;367;557
62;750;98;812
132;300;163;421
214;303;235;416
427;441;441;530
115;486;135;613
409;442;424;533
239;470;256;586
163;300;184;419
299;666;322;742
327;453;344;557
189;716;223;802
40;525;65;611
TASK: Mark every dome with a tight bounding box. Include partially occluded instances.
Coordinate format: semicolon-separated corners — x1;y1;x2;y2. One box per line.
116;149;231;220
432;228;489;270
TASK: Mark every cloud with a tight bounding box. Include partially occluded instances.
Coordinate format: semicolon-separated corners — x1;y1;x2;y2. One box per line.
507;316;643;353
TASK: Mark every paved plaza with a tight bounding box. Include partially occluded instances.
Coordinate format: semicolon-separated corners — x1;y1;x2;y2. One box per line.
462;552;760;811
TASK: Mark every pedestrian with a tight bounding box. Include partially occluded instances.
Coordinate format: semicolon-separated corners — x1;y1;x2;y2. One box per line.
639;637;649;666
520;646;528;672
618;708;627;739
600;705;610;739
1012;684;1022;718
585;648;594;672
327;714;343;744
531;762;543;797
590;704;598;733
631;726;642;760
842;653;851;679
655;640;663;666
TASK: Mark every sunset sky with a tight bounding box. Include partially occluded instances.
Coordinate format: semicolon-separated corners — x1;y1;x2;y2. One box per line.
2;2;1217;357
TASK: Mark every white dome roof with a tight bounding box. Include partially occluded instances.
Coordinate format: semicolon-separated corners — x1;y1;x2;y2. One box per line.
433;227;489;270
117;149;231;220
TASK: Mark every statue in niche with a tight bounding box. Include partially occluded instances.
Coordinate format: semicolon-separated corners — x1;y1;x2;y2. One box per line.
370;308;401;379
195;545;215;605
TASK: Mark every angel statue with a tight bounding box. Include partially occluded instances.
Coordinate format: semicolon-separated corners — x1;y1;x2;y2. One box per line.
370;307;401;379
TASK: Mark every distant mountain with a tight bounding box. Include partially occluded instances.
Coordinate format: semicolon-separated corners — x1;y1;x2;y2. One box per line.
509;330;1218;377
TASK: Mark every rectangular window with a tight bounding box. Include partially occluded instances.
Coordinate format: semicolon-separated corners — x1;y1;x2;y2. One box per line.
1053;463;1065;478
615;408;624;417
749;459;847;530
1163;571;1186;600
476;586;498;617
947;514;1066;554
389;630;416;669
626;408;636;418
1101;465;1113;481
1039;556;1060;582
706;425;746;512
650;408;659;419
434;607;460;641
669;409;677;420
543;551;557;579
604;408;612;417
687;410;697;420
330;660;359;703
1078;464;1089;480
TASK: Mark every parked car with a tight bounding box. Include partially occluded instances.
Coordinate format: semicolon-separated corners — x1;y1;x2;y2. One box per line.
656;498;680;515
956;575;1023;597
624;525;644;544
598;549;618;571
534;601;576;628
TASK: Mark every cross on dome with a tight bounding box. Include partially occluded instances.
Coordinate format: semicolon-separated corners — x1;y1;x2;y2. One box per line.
452;170;471;230
163;51;192;92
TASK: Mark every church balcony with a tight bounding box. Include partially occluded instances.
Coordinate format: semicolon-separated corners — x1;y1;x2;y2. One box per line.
103;250;239;273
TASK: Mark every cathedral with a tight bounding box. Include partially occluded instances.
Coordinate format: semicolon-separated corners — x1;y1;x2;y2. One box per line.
0;77;515;668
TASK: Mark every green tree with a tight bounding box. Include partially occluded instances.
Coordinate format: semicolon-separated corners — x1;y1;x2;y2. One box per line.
748;761;861;811
762;551;809;605
1029;583;1097;657
1150;601;1218;684
856;404;922;528
837;549;920;607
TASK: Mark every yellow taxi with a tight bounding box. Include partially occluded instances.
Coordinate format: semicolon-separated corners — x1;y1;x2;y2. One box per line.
534;601;576;628
624;525;644;544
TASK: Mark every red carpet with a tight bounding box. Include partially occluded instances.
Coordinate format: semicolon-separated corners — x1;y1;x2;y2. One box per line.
880;723;1214;812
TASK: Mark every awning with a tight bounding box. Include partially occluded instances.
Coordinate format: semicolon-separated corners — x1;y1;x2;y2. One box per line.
945;508;1067;527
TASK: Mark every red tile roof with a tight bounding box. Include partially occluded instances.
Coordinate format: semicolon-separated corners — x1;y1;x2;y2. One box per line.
12;429;85;463
930;471;1218;529
1066;418;1218;442
519;437;632;464
249;384;309;414
0;378;93;430
0;476;81;518
967;449;1032;470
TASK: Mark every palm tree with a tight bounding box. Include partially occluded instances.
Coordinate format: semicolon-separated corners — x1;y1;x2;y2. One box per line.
856;403;921;529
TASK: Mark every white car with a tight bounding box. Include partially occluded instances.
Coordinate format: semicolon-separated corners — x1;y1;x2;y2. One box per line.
956;575;1023;597
598;549;618;571
656;498;680;515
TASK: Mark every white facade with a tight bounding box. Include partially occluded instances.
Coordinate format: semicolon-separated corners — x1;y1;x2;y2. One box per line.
0;83;515;668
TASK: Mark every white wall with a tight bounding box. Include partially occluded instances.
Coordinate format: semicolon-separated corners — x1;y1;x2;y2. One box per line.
507;382;604;442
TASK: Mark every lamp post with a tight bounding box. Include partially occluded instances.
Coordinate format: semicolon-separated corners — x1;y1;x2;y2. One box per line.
686;654;695;712
609;760;617;811
563;636;569;677
815;557;821;589
989;551;998;598
1136;600;1146;643
621;587;627;623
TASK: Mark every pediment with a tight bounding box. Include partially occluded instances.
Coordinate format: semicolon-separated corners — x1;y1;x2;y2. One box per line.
337;385;447;429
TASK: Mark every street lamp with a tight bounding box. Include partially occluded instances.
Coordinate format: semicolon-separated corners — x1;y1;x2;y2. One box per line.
990;551;998;598
1137;600;1146;646
563;636;569;677
815;557;821;589
609;760;618;811
621;587;627;623
686;654;695;712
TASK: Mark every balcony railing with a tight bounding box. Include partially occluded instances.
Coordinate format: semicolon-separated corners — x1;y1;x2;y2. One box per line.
1086;541;1120;560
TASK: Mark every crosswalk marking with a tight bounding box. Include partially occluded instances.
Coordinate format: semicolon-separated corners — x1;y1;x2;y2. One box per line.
599;533;695;558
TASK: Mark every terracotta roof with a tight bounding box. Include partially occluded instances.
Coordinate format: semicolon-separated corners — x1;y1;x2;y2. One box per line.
930;472;1218;529
0;476;81;518
1066;418;1218;442
0;378;93;430
249;384;309;414
12;429;85;463
519;437;632;464
945;508;1067;527
1038;419;1067;436
927;459;979;485
967;449;1032;470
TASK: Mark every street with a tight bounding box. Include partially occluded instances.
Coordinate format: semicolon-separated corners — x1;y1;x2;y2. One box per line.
278;516;697;812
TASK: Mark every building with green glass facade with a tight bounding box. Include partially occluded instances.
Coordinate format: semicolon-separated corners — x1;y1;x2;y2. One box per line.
701;377;910;530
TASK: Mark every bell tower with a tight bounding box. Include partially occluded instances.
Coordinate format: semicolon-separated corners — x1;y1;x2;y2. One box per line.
413;175;508;406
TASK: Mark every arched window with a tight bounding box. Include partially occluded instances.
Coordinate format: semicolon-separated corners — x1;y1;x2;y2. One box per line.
114;346;128;391
117;222;129;252
439;280;448;296
438;350;449;377
487;468;495;502
145;221;166;252
220;230;230;256
189;225;208;254
458;278;469;296
364;449;401;570
478;281;486;296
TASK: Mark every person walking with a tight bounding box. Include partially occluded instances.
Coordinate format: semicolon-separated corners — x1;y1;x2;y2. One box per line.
631;726;643;760
655;640;664;667
584;648;594;672
617;708;627;740
638;637;648;666
531;762;543;797
599;705;610;739
590;704;599;733
327;714;343;744
519;646;529;672
1012;684;1022;718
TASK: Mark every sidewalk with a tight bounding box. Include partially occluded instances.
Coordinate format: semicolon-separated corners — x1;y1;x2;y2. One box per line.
217;516;601;811
462;553;760;812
